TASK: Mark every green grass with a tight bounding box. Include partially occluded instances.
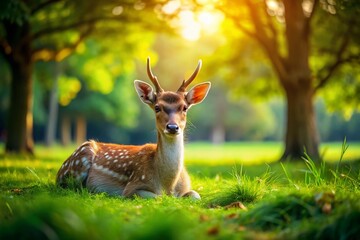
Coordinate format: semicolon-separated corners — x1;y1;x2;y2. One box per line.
185;141;360;165
1;141;360;239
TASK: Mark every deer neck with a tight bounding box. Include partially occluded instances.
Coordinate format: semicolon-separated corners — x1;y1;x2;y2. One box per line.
155;131;184;183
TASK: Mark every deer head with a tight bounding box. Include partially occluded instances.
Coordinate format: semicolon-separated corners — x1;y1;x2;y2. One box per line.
134;57;211;137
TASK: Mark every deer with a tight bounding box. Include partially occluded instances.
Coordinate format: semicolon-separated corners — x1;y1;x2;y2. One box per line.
56;57;211;199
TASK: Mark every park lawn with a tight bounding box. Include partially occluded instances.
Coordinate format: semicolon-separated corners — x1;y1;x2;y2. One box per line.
0;141;360;239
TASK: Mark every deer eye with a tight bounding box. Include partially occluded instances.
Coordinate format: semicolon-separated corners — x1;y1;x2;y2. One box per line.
154;105;161;113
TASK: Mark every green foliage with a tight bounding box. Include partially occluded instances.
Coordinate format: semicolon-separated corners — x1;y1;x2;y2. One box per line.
58;75;81;106
188;85;278;141
0;0;29;25
320;68;360;119
57;30;155;128
66;77;139;127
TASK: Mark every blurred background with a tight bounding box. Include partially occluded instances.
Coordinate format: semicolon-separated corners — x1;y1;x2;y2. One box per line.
0;0;359;159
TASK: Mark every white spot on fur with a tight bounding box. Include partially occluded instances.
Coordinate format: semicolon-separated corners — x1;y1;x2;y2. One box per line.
141;175;145;180
114;160;118;163
89;148;96;156
81;157;91;170
93;163;128;181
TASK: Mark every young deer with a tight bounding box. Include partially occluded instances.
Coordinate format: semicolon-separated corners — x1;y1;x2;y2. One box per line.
56;57;211;199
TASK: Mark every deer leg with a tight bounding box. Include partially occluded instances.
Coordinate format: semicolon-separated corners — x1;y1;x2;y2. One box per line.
182;190;201;200
134;190;158;198
123;184;158;198
174;169;201;200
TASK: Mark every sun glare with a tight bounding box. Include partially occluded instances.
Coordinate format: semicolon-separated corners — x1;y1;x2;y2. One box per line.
162;1;224;41
162;0;181;14
179;9;223;41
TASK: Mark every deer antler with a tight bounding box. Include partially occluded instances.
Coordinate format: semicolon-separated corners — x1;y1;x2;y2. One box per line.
147;57;163;93
177;60;202;93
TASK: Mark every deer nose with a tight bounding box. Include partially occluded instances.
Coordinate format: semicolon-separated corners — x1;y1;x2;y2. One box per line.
166;124;179;134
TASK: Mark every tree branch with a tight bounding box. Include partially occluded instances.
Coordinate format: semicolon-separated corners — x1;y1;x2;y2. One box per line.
32;24;94;62
308;0;319;21
231;17;258;39
31;0;62;15
216;4;257;38
315;55;359;91
305;0;319;36
244;0;287;82
262;0;278;40
315;31;352;91
31;16;109;40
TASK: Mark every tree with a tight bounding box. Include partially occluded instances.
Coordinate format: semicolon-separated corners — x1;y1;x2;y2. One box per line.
193;0;360;160
0;0;160;154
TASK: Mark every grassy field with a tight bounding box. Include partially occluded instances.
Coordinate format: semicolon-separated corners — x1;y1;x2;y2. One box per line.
0;141;360;239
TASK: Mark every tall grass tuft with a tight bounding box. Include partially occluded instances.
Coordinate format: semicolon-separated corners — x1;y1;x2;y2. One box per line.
281;137;359;191
207;165;275;207
301;150;326;186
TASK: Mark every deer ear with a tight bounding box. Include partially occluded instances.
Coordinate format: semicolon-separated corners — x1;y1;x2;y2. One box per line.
134;80;156;105
185;82;211;107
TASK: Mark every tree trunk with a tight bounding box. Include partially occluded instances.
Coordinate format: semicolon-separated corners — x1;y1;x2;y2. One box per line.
211;90;227;144
4;22;34;154
45;62;60;146
211;124;225;144
75;116;86;145
61;116;71;146
281;83;320;161
6;60;34;153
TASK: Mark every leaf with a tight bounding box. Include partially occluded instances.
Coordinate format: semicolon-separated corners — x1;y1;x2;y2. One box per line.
10;188;22;194
223;201;248;211
314;191;335;214
199;214;210;222
225;213;239;220
207;226;219;236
